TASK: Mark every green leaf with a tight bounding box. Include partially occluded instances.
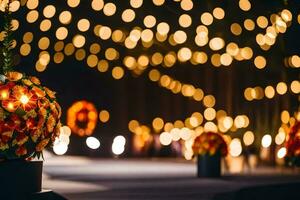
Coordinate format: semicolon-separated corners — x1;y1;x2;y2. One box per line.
15;108;27;116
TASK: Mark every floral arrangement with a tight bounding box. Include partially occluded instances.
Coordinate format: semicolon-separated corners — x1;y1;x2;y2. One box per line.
0;1;62;159
192;132;228;156
285;120;300;167
0;72;62;159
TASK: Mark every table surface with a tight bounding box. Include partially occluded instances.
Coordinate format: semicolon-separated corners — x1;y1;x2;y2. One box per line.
42;156;300;200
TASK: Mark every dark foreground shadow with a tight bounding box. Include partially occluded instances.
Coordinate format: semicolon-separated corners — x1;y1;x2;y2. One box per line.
214;182;300;200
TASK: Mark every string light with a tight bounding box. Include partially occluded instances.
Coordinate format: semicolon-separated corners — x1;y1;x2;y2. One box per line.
8;1;297;161
230;138;242;157
18;1;294;90
262;134;272;148
244;80;298;101
86;137;101;150
277;147;286;159
243;131;255;146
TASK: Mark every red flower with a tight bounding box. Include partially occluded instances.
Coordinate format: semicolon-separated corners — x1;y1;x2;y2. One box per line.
26;118;37;130
286;121;300;157
6;114;21;130
15;146;27;157
13;86;38;112
7;82;16;88
0;121;12;133
2;85;38;112
0;131;13;143
14;132;28;146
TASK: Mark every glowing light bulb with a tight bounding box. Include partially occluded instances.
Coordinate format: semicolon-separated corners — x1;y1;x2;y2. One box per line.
229;138;242;157
1;91;8;99
20;95;29;105
7;102;14;111
112;135;126;155
53;143;68;155
86;137;101;149
261;134;272;148
277;147;286;159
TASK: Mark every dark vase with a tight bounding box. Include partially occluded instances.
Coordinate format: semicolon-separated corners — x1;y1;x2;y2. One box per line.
0;160;43;198
197;152;221;178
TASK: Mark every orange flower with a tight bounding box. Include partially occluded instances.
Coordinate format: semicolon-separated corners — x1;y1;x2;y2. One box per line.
46;115;56;133
44;87;56;99
31;129;43;142
30;76;41;85
35;138;50;152
50;103;59;118
12;85;27;97
0;142;9;151
6;72;23;82
22;79;33;86
32;86;46;98
37;108;47;129
52;122;61;142
54;101;62;118
8;86;39;112
1;131;13;143
2;99;19;112
38;97;50;108
13;132;29;146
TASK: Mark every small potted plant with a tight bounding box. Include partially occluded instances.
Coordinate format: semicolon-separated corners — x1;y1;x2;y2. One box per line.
0;1;62;198
192;131;228;178
285;120;300;167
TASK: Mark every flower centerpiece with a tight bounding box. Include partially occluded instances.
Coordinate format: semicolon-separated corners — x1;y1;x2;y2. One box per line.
192;132;228;177
0;1;62;197
285;120;300;167
0;72;62;159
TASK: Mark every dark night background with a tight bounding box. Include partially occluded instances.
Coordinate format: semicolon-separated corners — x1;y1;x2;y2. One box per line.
0;0;299;157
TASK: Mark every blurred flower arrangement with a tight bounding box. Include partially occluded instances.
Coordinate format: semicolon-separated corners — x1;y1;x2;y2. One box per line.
0;72;62;159
192;132;228;156
285;120;300;167
67;101;97;137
